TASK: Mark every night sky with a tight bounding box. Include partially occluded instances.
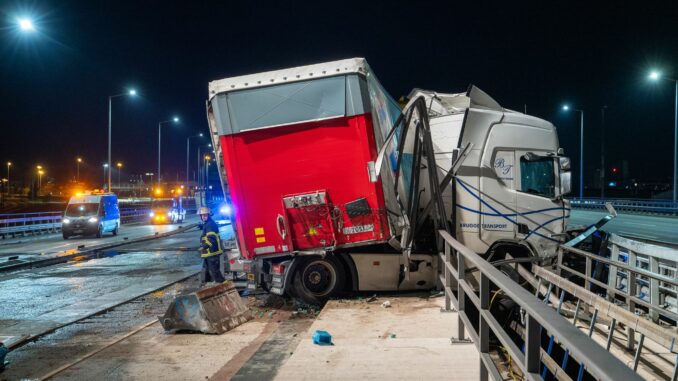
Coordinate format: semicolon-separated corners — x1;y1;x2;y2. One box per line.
1;1;677;194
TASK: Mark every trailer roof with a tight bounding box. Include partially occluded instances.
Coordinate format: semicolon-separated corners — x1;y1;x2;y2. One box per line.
208;58;368;99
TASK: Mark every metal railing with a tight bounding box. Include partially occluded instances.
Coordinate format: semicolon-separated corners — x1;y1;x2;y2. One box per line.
555;233;678;378
438;230;641;381
0;198;197;238
0;211;62;237
570;197;678;216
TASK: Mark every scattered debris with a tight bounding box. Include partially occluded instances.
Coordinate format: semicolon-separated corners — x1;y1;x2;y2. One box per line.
390;333;396;339
366;294;378;303
312;330;333;346
381;300;391;308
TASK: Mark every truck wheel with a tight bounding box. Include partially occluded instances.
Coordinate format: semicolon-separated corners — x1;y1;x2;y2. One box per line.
62;232;70;240
112;224;119;236
96;225;103;238
292;255;345;305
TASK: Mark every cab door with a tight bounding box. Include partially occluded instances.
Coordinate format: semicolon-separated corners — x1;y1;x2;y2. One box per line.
514;152;566;247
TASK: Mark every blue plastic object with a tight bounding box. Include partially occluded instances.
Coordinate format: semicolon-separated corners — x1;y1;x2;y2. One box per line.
312;330;333;346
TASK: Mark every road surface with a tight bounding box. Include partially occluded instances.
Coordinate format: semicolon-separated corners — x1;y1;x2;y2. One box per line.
569;210;678;245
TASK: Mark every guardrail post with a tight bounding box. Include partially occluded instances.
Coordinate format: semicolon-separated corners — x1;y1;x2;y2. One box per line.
649;256;660;323
457;251;466;341
627;250;637;351
525;314;541;375
444;244;452;312
607;244;620;302
479;273;489;381
585;255;592;290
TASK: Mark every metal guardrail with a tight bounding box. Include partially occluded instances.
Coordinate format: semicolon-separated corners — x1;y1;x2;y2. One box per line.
0;198;197;238
570;197;678;216
556;233;678;378
438;229;641;381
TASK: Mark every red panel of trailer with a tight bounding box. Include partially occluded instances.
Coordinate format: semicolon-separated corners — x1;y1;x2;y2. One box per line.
220;113;390;259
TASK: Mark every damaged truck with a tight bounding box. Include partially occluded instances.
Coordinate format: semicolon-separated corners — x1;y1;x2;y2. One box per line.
205;58;572;304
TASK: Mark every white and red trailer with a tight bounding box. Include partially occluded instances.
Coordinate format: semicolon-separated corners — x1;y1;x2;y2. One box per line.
206;58;436;303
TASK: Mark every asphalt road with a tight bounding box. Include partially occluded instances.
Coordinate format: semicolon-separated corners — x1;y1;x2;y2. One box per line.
569;210;678;245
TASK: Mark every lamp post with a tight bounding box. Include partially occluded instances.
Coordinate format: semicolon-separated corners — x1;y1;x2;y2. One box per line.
36;166;44;194
157;117;180;187
108;89;137;192
648;70;678;203
204;155;211;190
600;106;607;199
563;105;585;198
76;157;82;182
102;164;108;188
186;133;203;187
6;162;11;195
116;162;123;189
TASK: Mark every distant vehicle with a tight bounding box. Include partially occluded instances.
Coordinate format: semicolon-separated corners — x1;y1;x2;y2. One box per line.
62;192;120;239
150;198;185;224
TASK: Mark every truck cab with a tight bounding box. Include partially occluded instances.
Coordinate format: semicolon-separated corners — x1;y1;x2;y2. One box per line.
62;192;120;239
150;198;185;224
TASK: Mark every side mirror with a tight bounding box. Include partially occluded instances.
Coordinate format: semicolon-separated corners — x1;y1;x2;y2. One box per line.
558;157;571;171
559;171;572;196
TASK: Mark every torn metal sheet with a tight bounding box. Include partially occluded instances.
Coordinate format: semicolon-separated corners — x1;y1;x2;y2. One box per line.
159;281;251;334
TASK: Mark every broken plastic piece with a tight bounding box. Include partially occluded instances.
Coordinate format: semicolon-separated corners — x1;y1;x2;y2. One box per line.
312;330;333;345
382;300;391;308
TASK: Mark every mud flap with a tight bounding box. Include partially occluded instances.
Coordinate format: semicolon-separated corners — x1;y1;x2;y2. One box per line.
159;281;251;334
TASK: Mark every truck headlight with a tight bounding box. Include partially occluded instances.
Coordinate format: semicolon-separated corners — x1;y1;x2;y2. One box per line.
149;212;155;217
63;218;71;224
88;217;98;223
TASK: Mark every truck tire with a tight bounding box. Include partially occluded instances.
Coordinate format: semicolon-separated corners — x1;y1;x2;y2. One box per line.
292;255;346;305
62;232;70;240
96;225;103;238
112;223;119;236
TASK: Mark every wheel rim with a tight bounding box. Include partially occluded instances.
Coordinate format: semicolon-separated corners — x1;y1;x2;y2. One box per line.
301;260;337;297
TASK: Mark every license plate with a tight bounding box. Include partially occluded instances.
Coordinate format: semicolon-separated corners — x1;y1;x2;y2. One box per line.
342;224;374;235
247;273;255;281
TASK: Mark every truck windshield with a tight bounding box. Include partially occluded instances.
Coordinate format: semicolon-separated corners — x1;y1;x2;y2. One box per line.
152;200;174;208
520;157;555;198
65;203;99;217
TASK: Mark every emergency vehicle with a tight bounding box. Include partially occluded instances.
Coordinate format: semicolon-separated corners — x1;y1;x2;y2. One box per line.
62;191;120;239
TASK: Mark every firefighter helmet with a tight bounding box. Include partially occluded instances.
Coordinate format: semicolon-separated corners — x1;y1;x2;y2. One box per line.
197;207;211;216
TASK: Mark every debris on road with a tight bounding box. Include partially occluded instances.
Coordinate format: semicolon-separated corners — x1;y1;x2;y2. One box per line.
312;330;333;346
367;294;378;303
159;281;251;334
381;300;391;308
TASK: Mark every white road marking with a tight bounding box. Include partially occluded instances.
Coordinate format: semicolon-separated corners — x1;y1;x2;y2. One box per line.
623;222;656;227
618;230;658;239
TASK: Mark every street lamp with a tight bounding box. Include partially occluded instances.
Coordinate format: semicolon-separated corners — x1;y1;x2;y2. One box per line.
76;157;82;182
204;155;211;190
102;164;108;188
562;104;585;198
186;132;203;187
158;116;180;187
6;162;11;195
116;162;123;189
108;89;137;191
648;69;678;203
17;18;35;32
36;166;44;194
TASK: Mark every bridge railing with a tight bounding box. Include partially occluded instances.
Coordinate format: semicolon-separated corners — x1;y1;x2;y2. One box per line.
0;198;197;238
438;230;640;381
558;234;678;346
570;197;678;216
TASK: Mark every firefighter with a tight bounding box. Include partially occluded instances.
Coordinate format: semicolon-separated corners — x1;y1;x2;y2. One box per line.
197;206;225;284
